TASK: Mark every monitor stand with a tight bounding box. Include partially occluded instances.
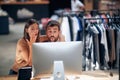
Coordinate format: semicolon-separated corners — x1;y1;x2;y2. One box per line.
53;61;65;80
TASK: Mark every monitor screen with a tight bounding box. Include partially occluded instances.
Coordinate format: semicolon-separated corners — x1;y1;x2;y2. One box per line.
32;41;83;77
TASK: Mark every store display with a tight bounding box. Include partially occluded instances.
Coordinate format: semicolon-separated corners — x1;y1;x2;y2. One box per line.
99;0;120;10
17;8;34;19
0;16;9;34
0;7;8;16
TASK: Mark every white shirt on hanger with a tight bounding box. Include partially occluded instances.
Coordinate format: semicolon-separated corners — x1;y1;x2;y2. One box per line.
71;16;80;41
61;17;71;42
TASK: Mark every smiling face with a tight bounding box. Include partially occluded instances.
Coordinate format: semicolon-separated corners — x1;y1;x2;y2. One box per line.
46;25;60;42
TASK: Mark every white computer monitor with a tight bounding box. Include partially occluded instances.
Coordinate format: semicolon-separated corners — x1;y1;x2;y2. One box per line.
32;41;83;78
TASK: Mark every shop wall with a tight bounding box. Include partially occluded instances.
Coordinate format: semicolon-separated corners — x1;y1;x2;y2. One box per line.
84;0;93;10
49;0;71;16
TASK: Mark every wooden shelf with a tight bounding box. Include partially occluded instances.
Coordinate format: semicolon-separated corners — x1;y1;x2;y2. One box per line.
0;1;49;5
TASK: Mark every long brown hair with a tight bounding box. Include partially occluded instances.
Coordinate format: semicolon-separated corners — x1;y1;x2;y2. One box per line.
23;19;40;42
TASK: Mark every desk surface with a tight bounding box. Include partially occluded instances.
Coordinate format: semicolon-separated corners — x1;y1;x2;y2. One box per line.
0;70;119;80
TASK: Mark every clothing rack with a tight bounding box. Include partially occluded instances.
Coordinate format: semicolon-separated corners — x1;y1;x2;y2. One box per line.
83;17;120;51
59;9;120;44
66;9;120;13
83;17;120;20
66;9;120;14
84;9;120;12
55;9;120;19
59;9;120;45
58;9;120;19
83;17;120;52
83;17;120;71
59;9;120;71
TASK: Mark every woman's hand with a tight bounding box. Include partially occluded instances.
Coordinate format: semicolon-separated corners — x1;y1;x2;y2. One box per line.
25;32;37;66
26;32;37;46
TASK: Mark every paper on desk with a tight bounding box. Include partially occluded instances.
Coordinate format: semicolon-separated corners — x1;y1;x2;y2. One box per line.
40;77;53;80
40;78;51;80
80;75;95;80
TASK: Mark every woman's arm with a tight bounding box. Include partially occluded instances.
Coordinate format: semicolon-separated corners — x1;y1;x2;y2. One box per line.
16;40;30;67
28;45;32;66
26;33;37;66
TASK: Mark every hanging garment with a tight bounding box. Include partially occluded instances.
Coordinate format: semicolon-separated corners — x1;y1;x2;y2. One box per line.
116;31;120;68
67;16;74;41
95;24;106;69
93;33;100;69
61;17;71;41
106;29;116;68
84;23;99;70
76;17;83;41
99;23;109;63
71;16;80;41
111;29;116;64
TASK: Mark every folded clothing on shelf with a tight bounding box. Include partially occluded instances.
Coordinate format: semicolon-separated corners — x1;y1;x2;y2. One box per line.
17;8;34;19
